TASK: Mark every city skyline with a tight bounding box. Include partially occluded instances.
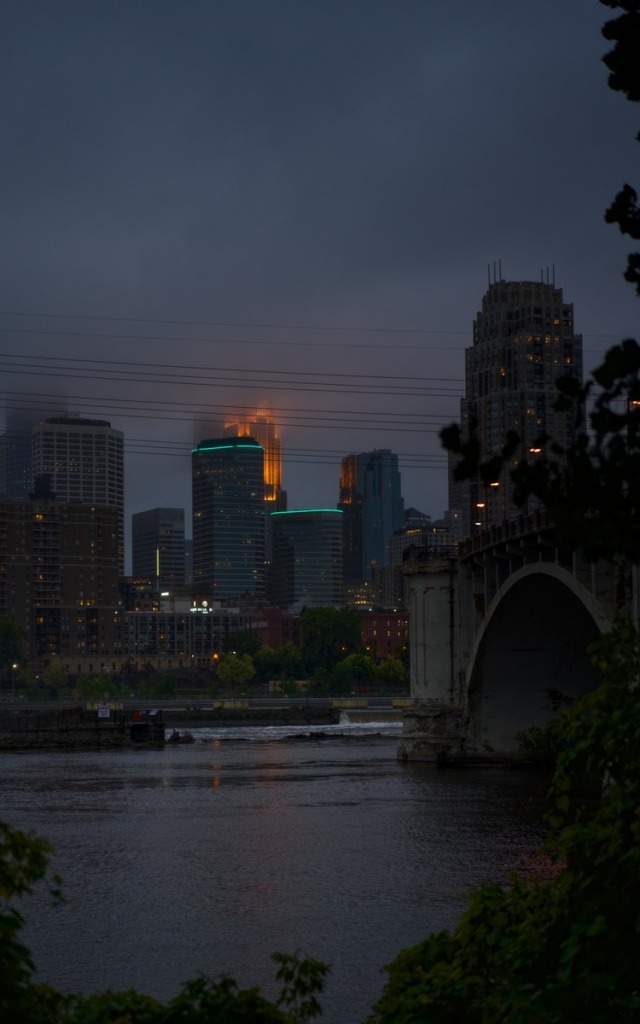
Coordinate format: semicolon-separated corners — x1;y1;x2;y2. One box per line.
1;3;638;531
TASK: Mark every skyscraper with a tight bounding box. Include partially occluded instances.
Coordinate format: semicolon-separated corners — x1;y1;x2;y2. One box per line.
270;509;344;611
132;508;186;592
453;275;583;535
223;411;285;509
192;437;266;602
0;489;121;666
32;415;125;572
224;411;286;563
0;402;67;500
0;409;38;500
338;449;404;584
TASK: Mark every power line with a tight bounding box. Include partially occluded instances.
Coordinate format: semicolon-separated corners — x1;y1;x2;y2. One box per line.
0;325;464;353
0;308;467;337
0;351;464;385
0;308;628;347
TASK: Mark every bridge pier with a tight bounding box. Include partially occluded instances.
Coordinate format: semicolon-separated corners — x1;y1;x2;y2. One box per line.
397;700;466;762
399;553;467;761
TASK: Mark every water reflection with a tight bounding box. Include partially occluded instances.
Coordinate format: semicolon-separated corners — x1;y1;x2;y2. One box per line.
0;728;546;1024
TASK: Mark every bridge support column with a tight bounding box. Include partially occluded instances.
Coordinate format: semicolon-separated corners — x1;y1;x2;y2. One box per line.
397;701;466;762
399;553;466;761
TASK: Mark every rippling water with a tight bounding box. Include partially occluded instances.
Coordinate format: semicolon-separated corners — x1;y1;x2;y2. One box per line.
0;722;545;1023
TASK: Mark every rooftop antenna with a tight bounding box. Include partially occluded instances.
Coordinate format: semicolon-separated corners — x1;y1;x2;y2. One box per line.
552;264;555;286
498;259;502;281
487;263;491;288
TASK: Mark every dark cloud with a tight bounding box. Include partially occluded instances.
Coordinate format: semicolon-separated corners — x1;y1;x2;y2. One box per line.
1;1;638;563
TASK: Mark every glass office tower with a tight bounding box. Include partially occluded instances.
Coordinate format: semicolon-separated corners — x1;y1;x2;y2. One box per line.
338;449;404;584
270;508;343;611
132;507;186;592
192;437;265;601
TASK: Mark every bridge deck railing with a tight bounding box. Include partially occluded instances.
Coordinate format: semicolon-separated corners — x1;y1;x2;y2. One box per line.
458;509;552;558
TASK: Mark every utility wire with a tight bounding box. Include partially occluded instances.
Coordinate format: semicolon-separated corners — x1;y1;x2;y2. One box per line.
0;307;629;343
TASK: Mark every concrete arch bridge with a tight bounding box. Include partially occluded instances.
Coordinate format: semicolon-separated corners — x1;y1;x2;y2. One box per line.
399;512;636;761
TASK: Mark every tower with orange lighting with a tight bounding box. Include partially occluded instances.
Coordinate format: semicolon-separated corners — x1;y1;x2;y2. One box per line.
224;411;286;511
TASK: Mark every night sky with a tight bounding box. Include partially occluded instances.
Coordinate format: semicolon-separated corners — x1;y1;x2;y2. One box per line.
2;1;638;562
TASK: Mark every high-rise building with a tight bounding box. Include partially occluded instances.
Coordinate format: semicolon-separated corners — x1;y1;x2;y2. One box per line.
223;411;285;509
0;409;38;500
338;449;404;583
0;402;67;500
453;275;583;535
224;411;286;565
0;488;122;667
132;508;186;593
373;508;449;611
270;508;344;611
32;415;125;572
192;437;266;602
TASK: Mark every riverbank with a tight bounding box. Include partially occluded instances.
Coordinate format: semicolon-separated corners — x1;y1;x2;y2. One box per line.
0;705;340;750
164;705;338;728
0;707;165;751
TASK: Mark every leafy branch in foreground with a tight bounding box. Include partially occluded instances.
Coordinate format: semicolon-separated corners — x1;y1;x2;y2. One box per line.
368;617;640;1024
601;0;640;293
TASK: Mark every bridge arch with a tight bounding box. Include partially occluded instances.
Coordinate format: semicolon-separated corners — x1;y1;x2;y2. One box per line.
465;563;609;754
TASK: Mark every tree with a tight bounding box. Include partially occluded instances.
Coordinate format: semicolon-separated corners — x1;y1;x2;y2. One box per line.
41;663;69;690
374;656;407;689
442;338;640;561
253;644;280;685
137;673;177;699
334;653;376;691
223;629;262;658
299;607;362;675
368;619;640;1024
255;644;303;688
216;652;255;689
0;618;26;683
0;821;58;1024
279;643;304;683
71;674;111;700
601;0;640;293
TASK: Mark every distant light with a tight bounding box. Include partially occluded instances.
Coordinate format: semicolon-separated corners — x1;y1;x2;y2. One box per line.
271;508;343;516
192;442;263;453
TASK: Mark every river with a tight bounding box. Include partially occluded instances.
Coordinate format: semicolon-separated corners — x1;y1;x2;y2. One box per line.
0;721;546;1023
